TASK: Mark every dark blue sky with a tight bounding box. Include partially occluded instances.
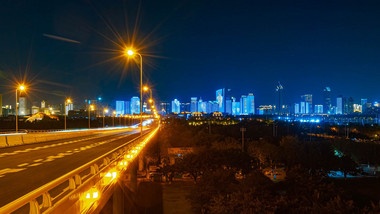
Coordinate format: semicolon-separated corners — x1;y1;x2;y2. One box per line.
0;0;379;106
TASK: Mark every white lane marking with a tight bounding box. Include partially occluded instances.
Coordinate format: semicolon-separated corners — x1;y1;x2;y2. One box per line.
0;168;26;177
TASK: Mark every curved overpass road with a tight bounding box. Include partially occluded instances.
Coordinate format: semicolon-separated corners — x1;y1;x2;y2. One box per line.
0;128;147;207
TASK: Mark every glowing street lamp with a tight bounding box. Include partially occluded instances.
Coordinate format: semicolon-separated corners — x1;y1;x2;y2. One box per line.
125;48;143;136
64;98;72;130
103;108;109;128
88;104;95;129
15;85;26;133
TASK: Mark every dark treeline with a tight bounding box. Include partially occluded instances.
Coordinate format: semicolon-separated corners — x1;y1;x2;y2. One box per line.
147;118;380;213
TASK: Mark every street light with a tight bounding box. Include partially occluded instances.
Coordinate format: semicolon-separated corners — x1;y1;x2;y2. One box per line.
112;111;116;127
64;98;72;130
89;104;95;129
125;48;143;137
15;85;26;133
103;108;109;128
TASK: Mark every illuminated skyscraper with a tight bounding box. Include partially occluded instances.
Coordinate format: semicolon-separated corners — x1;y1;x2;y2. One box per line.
301;94;312;114
336;95;343;114
180;103;190;112
65;102;73;115
116;100;125;116
323;87;332;114
125;101;131;114
19;96;27;115
240;95;248;115
300;102;306;114
198;98;207;113
171;99;180;113
190;97;198;112
361;98;368;113
276;82;283;114
247;93;255;114
225;99;232;115
232;97;241;115
160;102;171;115
216;89;225;113
294;103;300;114
314;105;323;114
130;97;140;115
212;102;219;112
206;101;213;113
347;97;354;114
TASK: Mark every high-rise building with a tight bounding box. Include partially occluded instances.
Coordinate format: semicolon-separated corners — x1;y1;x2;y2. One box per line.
206;101;213;114
41;100;46;109
301;94;312;114
116;101;125;116
32;106;39;114
294;103;300;114
247;93;255;114
180;103;190;112
276;82;283;114
353;104;362;113
125;101;131;114
240;95;248;115
171;99;180;113
216;89;225;113
314;105;323;114
347;97;354;114
361;99;368;113
65;103;73;115
225;99;232;115
300;102;306;114
336;96;343;114
323;87;332;114
232;97;241;115
19;96;27;115
190;97;198;113
160;102;171;115
0;94;2;116
198;98;206;113
212;102;219;112
130;97;140;115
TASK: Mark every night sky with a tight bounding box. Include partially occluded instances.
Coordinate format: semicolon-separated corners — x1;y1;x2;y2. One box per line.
1;0;380;106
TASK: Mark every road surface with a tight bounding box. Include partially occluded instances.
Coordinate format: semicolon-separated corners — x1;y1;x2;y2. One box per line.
0;128;146;207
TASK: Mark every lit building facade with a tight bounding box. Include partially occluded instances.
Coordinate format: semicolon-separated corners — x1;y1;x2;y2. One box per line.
171;99;180;113
116;100;125;116
240;95;248;115
216;89;225;113
247;93;255;114
314;105;323;114
190;97;198;113
336;96;343;114
131;97;140;115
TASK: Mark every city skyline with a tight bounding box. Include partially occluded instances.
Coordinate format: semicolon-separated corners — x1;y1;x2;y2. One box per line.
1;0;380;105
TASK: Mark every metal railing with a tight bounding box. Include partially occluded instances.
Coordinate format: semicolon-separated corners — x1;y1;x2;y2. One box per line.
0;126;159;214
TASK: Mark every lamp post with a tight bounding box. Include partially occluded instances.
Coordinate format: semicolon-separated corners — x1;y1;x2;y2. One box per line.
64;98;72;130
15;85;25;133
112;111;116;127
103;108;108;128
88;104;95;129
126;49;143;137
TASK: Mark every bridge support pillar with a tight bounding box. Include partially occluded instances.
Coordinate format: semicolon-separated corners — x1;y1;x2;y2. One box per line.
129;160;138;192
112;182;124;214
138;151;145;171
